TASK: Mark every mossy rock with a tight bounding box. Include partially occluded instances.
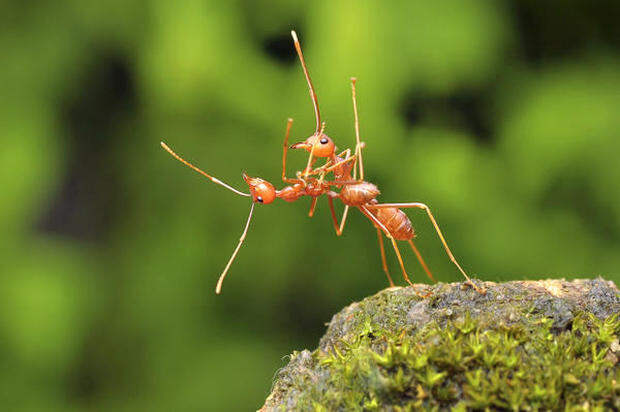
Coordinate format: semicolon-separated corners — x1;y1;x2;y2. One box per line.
261;279;619;411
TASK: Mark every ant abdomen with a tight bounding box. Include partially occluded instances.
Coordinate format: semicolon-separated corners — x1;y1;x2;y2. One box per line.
373;207;415;241
339;182;380;206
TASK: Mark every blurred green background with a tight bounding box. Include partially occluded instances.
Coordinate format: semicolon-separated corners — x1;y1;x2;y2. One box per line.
1;0;619;410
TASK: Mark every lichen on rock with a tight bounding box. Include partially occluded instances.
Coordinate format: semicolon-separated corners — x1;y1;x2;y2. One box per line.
262;279;620;411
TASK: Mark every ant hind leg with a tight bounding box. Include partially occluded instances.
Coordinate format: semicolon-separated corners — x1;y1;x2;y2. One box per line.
407;239;435;282
358;206;430;297
366;202;485;294
376;228;394;286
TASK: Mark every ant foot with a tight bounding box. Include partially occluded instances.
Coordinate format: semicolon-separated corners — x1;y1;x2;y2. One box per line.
463;280;487;295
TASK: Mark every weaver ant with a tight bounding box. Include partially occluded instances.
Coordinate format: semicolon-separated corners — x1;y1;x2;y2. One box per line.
160;31;485;295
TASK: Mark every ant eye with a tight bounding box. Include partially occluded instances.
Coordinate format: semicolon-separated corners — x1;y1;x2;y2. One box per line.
320;138;328;144
257;196;263;203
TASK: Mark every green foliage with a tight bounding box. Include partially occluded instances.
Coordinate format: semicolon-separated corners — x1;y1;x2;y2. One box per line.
287;313;620;410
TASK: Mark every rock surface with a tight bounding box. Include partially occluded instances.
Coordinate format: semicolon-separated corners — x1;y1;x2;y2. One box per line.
261;279;619;411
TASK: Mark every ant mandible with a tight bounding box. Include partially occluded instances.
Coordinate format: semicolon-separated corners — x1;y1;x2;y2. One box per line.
160;31;485;295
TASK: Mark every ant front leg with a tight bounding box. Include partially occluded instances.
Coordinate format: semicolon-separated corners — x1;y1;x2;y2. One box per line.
307;151;357;183
309;168;330;218
315;149;358;231
337;148;352;158
366;202;485;294
281;118;303;184
300;157;319;180
321;154;357;175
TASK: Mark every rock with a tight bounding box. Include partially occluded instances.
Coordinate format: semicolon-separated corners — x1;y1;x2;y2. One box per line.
261;278;620;411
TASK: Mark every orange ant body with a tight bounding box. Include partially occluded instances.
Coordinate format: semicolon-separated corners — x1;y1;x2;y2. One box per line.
160;31;485;295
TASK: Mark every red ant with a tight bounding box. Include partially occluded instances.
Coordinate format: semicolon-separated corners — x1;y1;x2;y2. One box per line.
160;31;485;295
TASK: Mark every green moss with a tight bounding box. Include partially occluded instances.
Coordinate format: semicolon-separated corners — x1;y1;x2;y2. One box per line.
263;279;620;411
303;313;619;410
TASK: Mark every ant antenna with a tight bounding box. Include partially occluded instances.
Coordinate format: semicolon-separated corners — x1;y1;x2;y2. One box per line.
216;202;255;294
161;142;250;197
291;30;321;134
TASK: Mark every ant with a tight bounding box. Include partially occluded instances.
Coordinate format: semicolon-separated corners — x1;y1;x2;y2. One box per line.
286;31;484;295
160;31;485;295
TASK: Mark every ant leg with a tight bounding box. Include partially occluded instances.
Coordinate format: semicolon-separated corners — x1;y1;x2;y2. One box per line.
302;150;317;178
407;239;435;282
311;149;349;174
281;118;301;184
308;150;358;188
321;155;357;173
351;78;364;181
366;202;485;294
338;206;350;235
310;159;334;174
307;153;357;179
302;122;325;178
317;167;327;186
358;205;391;238
327;196;341;234
331;148;353;233
308;197;318;217
326;179;361;186
389;237;414;287
358;206;428;297
376;228;395;286
389;238;431;297
337;148;352;158
327;195;350;236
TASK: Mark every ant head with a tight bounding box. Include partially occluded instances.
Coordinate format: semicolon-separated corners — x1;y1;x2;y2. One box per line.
243;173;276;204
290;132;335;158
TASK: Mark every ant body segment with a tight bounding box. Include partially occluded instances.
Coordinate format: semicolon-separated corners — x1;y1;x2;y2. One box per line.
161;31;485;295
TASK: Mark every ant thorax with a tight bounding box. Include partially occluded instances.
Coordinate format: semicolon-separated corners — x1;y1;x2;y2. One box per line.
332;154;354;181
339;181;381;206
276;178;328;202
277;184;304;203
